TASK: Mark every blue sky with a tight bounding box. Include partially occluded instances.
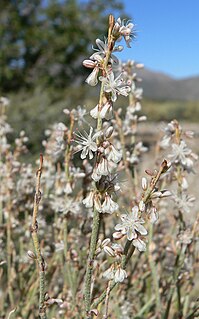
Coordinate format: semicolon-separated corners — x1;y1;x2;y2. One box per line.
115;0;199;78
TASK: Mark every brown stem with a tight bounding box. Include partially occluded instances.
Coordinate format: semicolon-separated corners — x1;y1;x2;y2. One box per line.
31;154;47;319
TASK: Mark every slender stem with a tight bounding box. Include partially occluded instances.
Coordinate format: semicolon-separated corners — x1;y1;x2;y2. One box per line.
65;113;74;180
135;296;155;317
147;224;161;316
91;240;135;309
143;159;169;204
7;199;14;307
163;250;182;319
31;154;47;319
103;280;112;319
84;209;100;316
84;15;115;317
115;111;134;188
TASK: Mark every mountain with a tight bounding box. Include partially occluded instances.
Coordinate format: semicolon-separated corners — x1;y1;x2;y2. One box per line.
137;68;199;101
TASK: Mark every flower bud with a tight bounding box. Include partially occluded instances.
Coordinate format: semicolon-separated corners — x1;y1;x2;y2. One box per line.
101;238;111;248
138;116;147;122
151;191;162;199
102;141;110;149
113;231;124;240
145;169;154;176
104;246;115;257
141;177;148;190
139;200;145;212
136;63;144;69
82;59;96;68
105;126;114;138
160;190;172;198
27;250;36;260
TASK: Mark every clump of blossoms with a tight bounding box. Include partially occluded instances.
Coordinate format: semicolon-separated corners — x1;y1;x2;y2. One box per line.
109;59;148;194
73;16;172;318
159;120;198;216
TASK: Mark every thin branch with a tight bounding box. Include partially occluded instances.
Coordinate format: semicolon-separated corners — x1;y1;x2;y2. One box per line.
31;154;47;319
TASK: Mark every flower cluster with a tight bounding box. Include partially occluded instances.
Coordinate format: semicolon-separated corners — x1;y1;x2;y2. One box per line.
114;206;147;251
159;120;198;215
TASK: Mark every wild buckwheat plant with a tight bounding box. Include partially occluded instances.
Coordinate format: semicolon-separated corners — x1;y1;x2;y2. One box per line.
0;15;199;319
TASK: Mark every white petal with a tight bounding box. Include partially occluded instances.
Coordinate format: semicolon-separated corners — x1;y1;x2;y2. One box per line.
133;238;146;252
135;224;147;236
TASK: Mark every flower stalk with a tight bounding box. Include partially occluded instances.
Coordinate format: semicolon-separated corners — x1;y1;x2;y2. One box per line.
84;15;117;317
31;154;47;319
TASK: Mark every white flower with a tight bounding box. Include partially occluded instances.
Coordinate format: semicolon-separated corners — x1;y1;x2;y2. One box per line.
132;238;146;252
159;136;171;149
97;157;110;176
74;127;101;159
133;87;143;100
0;96;10;107
173;193;195;214
71;105;87;126
94;194;102;212
103;267;114;280
101;194;119;214
99;72;131;102
182;177;188;190
106;145;122;164
100;102;113;120
64;182;73;194
115;206;147;240
90;104;99;119
148;207;158;224
55;122;67;143
55;241;64;252
91;166;102;182
85;66;99;86
168;141;192;167
90;38;120;64
103;266;127;283
82;191;94;208
90;102;113;120
113;18;134;47
114;267;127;283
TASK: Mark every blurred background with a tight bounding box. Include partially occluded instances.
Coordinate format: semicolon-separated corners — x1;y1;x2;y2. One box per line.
1;0;199;155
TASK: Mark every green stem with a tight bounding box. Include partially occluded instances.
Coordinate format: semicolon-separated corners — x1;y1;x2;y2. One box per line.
147;224;161;315
91;240;135;309
163;250;182;319
135;296;155;318
84;209;100;316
